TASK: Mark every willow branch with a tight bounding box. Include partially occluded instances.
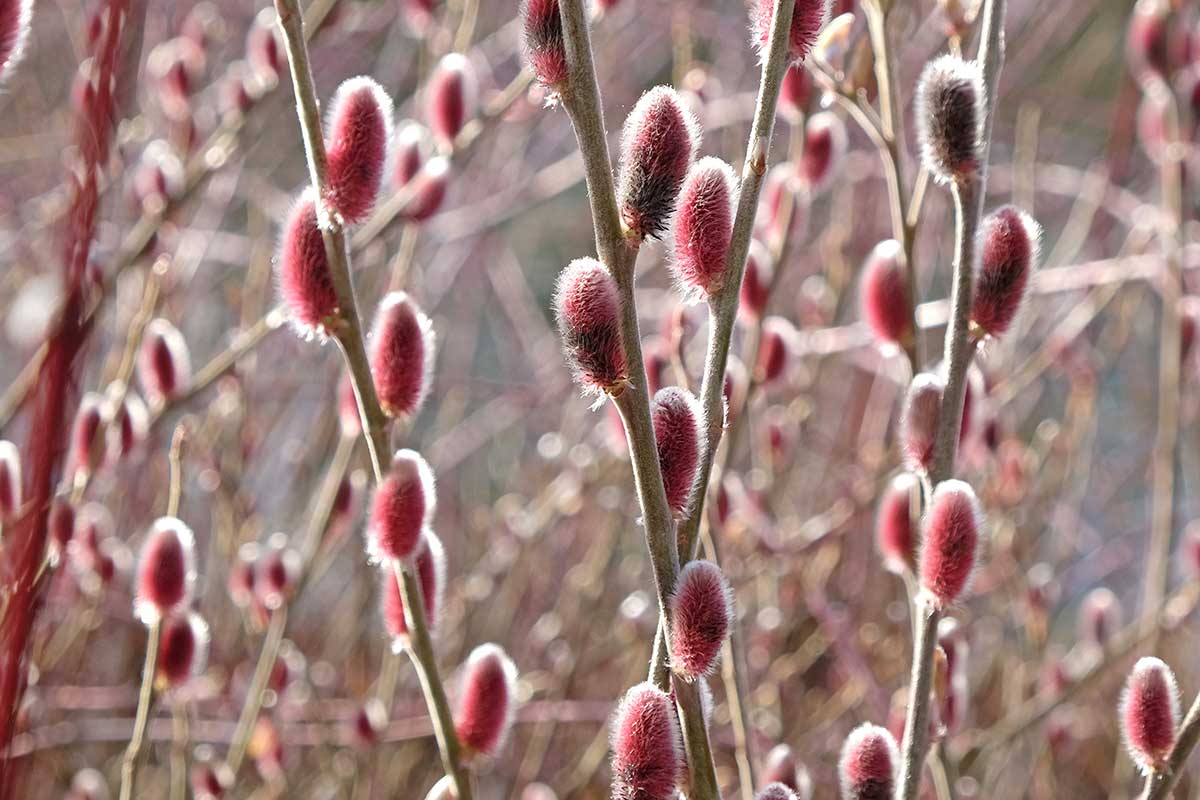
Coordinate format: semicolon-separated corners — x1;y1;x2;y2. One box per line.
118;620;160;800
272;2;472;796
899;2;1006;797
556;0;723;795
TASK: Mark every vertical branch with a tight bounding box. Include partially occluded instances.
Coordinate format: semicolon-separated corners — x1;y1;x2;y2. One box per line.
170;703;189;800
272;2;472;797
559;0;679;677
118;620;161;800
673;0;795;568
555;0;722;795
899;1;1005;797
226;608;288;775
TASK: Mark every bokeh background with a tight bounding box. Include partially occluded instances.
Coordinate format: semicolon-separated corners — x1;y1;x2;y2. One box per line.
1;0;1198;797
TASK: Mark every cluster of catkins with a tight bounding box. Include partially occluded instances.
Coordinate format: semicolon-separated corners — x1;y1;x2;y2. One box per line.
276;61;464;340
123;7;287;217
272;57;519;781
1129;0;1200;162
134;517;210;693
59;317;192;489
0;312;193;605
836;22;1048;788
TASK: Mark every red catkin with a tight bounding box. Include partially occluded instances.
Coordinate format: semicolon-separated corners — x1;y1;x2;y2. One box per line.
0;440;19;519
761;744;813;798
381;530;446;648
391;121;426;191
191;760;233;799
756;162;810;243
366;449;436;563
915;55;984;184
859;239;911;347
757;784;799;800
876;473;917;574
350;699;388;749
277;189;339;339
403;156;451;222
368;292;435;420
798;111;845;193
971;205;1041;339
107;388;148;461
157;611;209;687
553;258;628;395
254;538;300;611
403;0;435;31
669;560;734;680
454;643;519;758
1128;0;1170;86
757;317;793;384
1182;522;1200;578
671;156;736;298
918;479;984;608
617;86;700;240
1079;587;1121;649
228;543;258;610
426;53;476;149
65;769;109;800
325;76;394;225
740;240;773;321
651;386;703;516
838;723;899;800
900;372;944;472
521;0;568;91
70;392;109;479
936;617;970;735
48;496;75;555
779;63;813;122
1120;656;1180;773
138;318;192;405
610;683;682;800
751;0;832;64
134;516;197;624
247;13;282;83
0;0;31;82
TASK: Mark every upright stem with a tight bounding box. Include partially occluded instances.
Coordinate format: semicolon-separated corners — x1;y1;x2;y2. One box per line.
393;560;473;796
649;0;795;701
555;0;728;795
226;607;288;775
675;0;795;571
1140;84;1184;646
272;3;471;797
170;703;189;800
927;178;979;484
899;2;1005;797
118;619;161;800
897;602;940;799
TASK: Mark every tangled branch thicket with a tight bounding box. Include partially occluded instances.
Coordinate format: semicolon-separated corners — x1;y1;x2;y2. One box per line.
0;0;1198;797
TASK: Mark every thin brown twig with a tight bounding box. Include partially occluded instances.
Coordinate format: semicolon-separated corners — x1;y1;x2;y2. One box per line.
555;0;728;793
272;2;472;796
117;619;160;800
899;1;1006;796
